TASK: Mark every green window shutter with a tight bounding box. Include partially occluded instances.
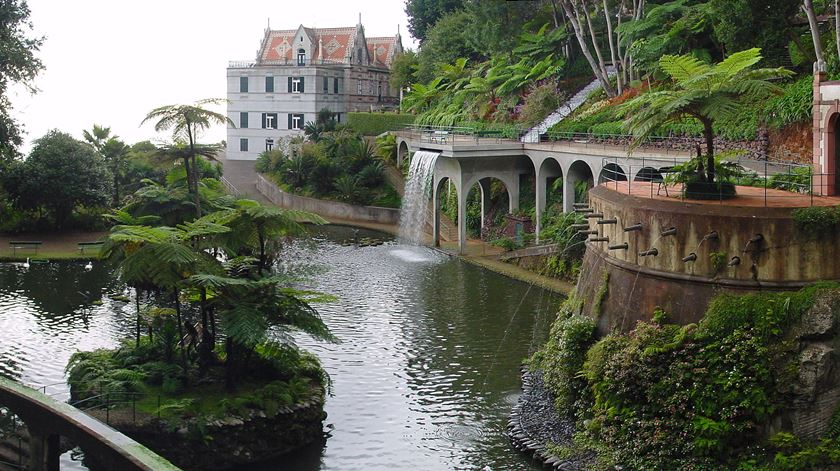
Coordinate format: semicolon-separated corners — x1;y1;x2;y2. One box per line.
240;112;248;128
240;76;248;93
265;76;274;93
288;114;293;129
288;77;293;93
334;78;339;94
300;77;305;93
261;113;266;129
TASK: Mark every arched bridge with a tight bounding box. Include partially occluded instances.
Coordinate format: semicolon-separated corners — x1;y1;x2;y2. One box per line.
395;128;693;252
0;377;179;471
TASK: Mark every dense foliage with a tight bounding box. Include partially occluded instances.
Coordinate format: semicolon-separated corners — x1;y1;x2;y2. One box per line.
3;130;111;229
256;128;400;208
0;0;43;165
534;283;840;469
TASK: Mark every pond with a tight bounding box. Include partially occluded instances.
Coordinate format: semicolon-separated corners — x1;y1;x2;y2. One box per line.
0;225;561;470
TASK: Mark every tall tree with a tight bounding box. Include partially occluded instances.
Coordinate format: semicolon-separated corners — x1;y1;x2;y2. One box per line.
803;0;825;67
0;0;43;165
141;99;232;217
83;124;129;206
559;0;616;96
5;130;111;228
404;0;463;42
621;48;792;184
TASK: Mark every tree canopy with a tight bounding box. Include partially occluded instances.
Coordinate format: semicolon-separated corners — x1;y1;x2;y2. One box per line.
4;130;111;227
0;0;43;164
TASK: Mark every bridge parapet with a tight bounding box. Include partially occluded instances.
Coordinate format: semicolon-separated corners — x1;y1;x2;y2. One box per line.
0;377;180;471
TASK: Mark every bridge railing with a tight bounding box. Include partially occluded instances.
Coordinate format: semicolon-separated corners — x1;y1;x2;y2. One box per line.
401;124;528;145
597;156;834;207
0;377;180;471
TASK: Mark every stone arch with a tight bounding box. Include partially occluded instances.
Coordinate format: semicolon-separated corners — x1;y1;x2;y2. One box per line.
824;112;840;196
563;160;595;212
463;172;520;215
634;166;664;182
534;157;564;242
433;176;459;247
465;177;511;239
598;162;628;184
397;140;409;168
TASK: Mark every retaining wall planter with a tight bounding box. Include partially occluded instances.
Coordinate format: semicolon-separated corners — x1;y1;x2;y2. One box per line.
101;388;326;471
256;174;401;225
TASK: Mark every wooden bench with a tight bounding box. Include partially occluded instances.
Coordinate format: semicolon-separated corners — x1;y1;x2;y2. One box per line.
77;242;103;254
9;241;42;256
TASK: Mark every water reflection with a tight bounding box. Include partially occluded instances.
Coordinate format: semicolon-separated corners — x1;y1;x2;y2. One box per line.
0;226;560;471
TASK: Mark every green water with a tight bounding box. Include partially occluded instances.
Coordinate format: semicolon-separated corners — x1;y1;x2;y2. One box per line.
0;225;561;470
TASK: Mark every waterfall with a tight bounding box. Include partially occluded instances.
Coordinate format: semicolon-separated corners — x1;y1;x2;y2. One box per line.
399;150;440;244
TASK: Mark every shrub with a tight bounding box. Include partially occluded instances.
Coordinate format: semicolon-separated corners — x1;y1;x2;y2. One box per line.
791;206;840;233
533;304;596;416
346;112;416;136
535;283;840;469
518;81;564;128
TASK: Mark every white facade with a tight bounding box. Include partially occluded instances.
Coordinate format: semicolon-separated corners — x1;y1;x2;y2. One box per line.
226;22;402;160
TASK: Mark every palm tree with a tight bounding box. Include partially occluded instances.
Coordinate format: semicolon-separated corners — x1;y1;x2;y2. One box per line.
83;125;129;206
204;199;326;274
101;137;129;206
620;48;792;184
82;124;111;152
141;99;233;216
186;273;334;390
102;221;230;376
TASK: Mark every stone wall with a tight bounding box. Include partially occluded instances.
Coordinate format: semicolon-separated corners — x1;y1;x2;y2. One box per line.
108;390;326;471
576;186;840;333
256;174;401;225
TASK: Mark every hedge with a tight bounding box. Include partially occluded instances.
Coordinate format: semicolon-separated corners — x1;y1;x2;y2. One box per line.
346;112;416;135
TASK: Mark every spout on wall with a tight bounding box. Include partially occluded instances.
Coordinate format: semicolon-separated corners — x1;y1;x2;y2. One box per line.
597;218;618;225
728;256;741;267
660;227;677;237
623;223;643;232
703;231;719;241
589;236;609;242
743;234;764;253
639;248;659;257
682;252;697;263
608;242;629;250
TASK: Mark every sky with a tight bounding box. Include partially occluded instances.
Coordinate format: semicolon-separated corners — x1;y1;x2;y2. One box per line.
9;0;418;152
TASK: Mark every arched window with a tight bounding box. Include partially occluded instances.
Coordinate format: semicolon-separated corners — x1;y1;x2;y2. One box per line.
297;48;306;66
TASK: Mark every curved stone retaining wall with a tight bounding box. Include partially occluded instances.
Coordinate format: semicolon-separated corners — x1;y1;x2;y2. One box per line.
577;186;840;332
110;390;326;471
256;174;401;225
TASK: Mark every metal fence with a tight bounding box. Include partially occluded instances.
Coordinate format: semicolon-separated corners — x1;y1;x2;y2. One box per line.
597;156;836;207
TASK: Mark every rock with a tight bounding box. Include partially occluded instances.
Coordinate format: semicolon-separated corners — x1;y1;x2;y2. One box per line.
798;291;840;339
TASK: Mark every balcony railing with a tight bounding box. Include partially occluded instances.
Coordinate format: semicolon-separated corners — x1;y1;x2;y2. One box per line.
597;156;835;207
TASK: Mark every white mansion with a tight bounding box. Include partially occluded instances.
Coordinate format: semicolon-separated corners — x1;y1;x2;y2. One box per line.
226;19;403;160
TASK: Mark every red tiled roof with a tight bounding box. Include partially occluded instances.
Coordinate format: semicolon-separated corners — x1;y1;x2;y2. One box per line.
366;37;397;67
257;24;400;67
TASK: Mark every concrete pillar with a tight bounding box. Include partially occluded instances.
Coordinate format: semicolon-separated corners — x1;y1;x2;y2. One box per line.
28;430;60;471
432;180;441;247
563;173;576;213
457;180;468;254
478;178;491;236
535;168;547;244
507;173;520;213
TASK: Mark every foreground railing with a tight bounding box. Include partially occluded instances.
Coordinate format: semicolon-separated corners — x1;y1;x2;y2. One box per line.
0;377;180;471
